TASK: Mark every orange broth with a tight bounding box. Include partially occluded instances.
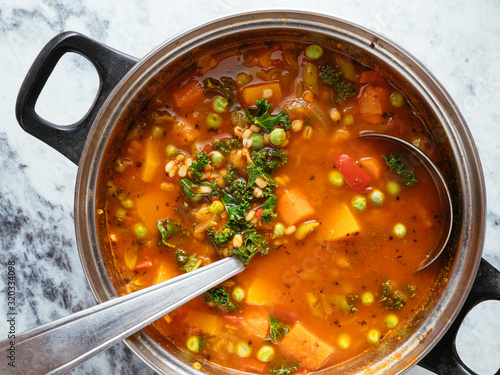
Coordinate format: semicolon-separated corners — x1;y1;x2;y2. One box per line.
101;40;446;374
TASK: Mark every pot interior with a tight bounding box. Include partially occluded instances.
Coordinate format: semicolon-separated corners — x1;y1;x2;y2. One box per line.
75;11;484;375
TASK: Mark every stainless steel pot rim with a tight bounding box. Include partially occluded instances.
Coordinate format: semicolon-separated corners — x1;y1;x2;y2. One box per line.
74;9;486;375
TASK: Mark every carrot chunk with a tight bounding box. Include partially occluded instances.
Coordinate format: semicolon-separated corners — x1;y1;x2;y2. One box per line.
172;79;205;111
334;154;372;192
278;322;334;370
141;138;161;183
241;309;270;339
246;278;273;306
359;157;382;180
241;82;282;107
357;84;390;123
277;189;315;226
317;203;360;240
184;310;224;336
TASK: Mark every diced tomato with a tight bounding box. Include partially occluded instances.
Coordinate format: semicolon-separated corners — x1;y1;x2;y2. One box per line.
357;84;390;123
172;79;205;111
223;315;244;324
255;208;263;219
358;70;389;87
334;154;372;192
388;114;407;137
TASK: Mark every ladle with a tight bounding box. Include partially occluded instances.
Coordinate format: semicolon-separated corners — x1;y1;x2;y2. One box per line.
0;257;244;374
0;135;452;375
359;133;453;271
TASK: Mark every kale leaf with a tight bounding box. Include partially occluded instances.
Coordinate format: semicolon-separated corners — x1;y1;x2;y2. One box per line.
189;151;211;183
179;179;218;200
270;360;301;375
157;219;186;248
383;153;417;186
232;229;269;264
220;191;252;230
175;249;201;272
206;227;236;246
319;63;355;102
381;280;407;310
202;286;237;312
246;99;291;133
266;315;291;344
213;138;241;153
260;195;278;223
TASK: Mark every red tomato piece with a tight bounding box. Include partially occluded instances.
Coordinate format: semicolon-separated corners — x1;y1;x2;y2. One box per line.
334;154;372;192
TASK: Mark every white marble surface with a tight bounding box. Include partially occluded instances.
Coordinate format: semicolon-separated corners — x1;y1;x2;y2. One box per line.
1;1;499;374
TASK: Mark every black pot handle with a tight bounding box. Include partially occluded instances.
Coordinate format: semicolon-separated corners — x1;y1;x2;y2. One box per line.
419;258;500;374
16;31;139;165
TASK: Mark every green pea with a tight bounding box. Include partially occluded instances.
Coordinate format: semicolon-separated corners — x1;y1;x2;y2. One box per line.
206;113;223;128
251;133;264;149
186;336;200;353
370;190;385;206
305;44;324;60
367;329;380;344
390;91;405;108
387;181;401;195
328;170;344;186
121;199;134;209
212;97;229;113
114;159;126;173
274;222;285;237
209;200;225;214
232;287;245;302
361;292;374;306
343;114;354;125
165;145;177;157
115;208;128;218
236;72;252;87
270;128;286;146
151;125;164;139
352;195;367;211
393;223;407;238
133;223;148;239
385;313;399;328
210;150;224;165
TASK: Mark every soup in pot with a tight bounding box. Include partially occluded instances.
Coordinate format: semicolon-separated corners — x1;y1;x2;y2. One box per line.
100;39;447;374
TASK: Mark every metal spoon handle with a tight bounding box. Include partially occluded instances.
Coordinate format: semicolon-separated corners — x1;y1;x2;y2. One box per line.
0;257;244;375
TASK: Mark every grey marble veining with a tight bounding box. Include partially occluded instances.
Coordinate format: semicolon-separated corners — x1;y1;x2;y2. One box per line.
0;1;499;374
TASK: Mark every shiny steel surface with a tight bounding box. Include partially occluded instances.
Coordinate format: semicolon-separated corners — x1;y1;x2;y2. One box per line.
0;258;244;375
359;133;454;271
74;10;486;375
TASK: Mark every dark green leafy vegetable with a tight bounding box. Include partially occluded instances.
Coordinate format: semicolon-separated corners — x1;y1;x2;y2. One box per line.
204;77;235;103
179;179;218;200
213;138;241;153
247;148;286;194
220;192;252;230
226;179;253;203
260;195;277;223
319;63;355;102
203;286;237;312
266;315;291;344
175;249;201;272
222;166;239;185
189;152;211;183
206;227;236;246
247;99;291;133
383;153;417;186
232;229;269;264
157;219;186;248
270;360;301;375
380;280;407;310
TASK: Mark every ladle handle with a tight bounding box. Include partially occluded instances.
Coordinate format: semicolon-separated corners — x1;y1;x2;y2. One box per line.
0;257;244;375
15;31;138;165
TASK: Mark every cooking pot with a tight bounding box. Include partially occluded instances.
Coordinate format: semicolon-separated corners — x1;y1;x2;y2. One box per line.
16;10;500;375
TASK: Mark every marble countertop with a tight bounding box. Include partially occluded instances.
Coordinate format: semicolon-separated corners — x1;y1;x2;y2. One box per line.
1;1;499;374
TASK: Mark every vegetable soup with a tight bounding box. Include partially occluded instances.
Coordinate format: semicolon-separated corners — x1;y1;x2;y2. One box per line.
100;39;447;374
